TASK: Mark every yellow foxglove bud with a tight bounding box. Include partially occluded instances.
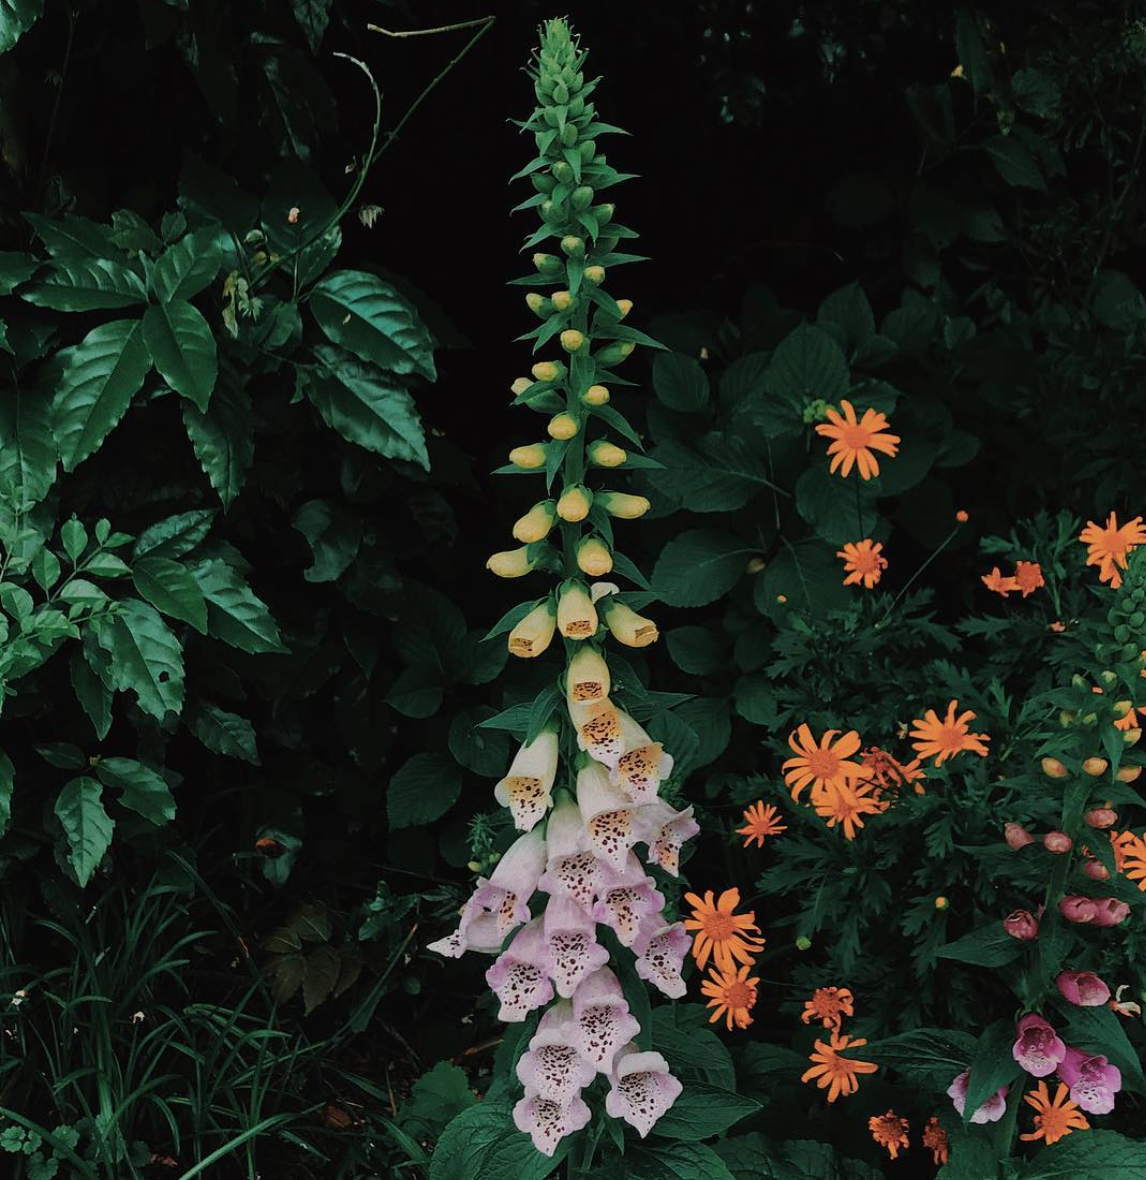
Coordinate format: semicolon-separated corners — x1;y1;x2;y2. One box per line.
548;413;579;440
582;384;610;406
557;581;598;640
509;443;547;469
584;265;605;285
603;599;659;647
615;299;633;319
588;440;627;468
526;293;552;317
508;600;557;658
534;252;562;274
560;329;585;353
557;484;593;522
577;536;613;577
561;235;585;258
511;377;533;397
551;290;574;312
513;500;557;543
598;491;650;519
567;646;610;702
487;547;538;578
532;360;565;383
596;341;635;366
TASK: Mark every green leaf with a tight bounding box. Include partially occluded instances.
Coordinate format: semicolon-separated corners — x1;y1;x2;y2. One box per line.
70;650;112;740
0;252;37;295
448;709;512;776
387;752;461;830
652;353;709;412
151;227;224;303
181;366;254;511
291;0;331;51
95;757;175;826
624;1143;736;1180
190;558;287;654
863;1027;976;1089
937;923;1022;968
132;556;208;633
188;701;260;763
984;135;1047;191
0;0;44;54
24;212;114;260
54;777;114;887
961;1019;1023;1124
761;323;849;436
429;1102;565;1180
795;464;880;545
651;1006;736;1089
0;750;13;838
309;269;436;381
954;11;994;95
303;945;341;1014
142;300;218;411
0;385;55;512
20;257;147;312
1018;1130;1146;1179
292;499;362;582
307;345;429;469
134;509;215;561
648;434;780;512
52;320;152;472
816;282;875;356
98;598;185;720
1063;1003;1146;1094
672;697;731;768
651;530;747;607
757;541;851;619
400;1060;477;1141
734;673;781;726
666;626;725;675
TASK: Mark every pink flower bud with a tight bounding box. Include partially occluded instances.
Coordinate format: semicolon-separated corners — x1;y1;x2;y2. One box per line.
1043;830;1073;854
1060;895;1099;924
1083;859;1110;882
1056;970;1112;1007
1085;808;1118;829
1091;898;1131;928
1005;822;1037;850
288;206;301;224
1003;909;1039;941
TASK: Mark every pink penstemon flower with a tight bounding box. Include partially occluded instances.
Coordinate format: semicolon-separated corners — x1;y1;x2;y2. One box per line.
1013;1013;1067;1077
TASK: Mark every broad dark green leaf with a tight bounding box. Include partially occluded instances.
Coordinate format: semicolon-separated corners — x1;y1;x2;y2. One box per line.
191;558;287;654
937;923;1022;968
760;323;849;436
70;649;112;740
387;752;461;830
984;135;1047;191
429;1101;565;1180
20;257;147;311
653;352;709;412
291;0;331;51
623;1143;736;1180
306;344;429;469
0;0;43;54
188;702;260;763
181;365;253;510
54;777;114;887
651;529;747;607
98;599;186;720
757;541;851;619
51;319;152;471
151;226;225;303
1018;1130;1146;1179
95;757;176;826
292;499;362;582
863;1027;976;1089
132;556;208;633
0;251;38;295
133;509;215;561
961;1019;1023;1124
142;300;218;411
0;385;55;511
24;211;115;260
310;269;436;381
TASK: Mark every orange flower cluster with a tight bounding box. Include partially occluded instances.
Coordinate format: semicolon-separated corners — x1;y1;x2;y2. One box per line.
868;1110;910;1159
837;539;887;589
981;560;1043;598
1108;830;1146;890
922;1117;950;1166
909;700;990;765
1080;512;1146;588
1021;1081;1089;1145
860;745;927;801
799;985;876;1102
685;888;764;1031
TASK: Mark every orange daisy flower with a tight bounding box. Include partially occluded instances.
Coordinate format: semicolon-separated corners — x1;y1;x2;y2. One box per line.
981;566;1019;596
869;1110;910;1159
736;801;787;848
1116;831;1146;889
1014;560;1044;597
812;780;885;838
801;1031;878;1102
1080;512;1146;589
782;725;865;804
801;986;854;1030
700;963;759;1030
922;1117;950;1166
859;746;927;797
1020;1081;1089;1145
814;400;901;480
682;888;766;972
909;700;990;766
837;539;887;589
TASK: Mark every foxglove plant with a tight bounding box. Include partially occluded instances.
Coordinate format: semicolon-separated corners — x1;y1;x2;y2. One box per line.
430;17;693;1156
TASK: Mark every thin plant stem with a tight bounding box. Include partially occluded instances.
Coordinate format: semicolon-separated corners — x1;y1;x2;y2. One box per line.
876;523;963;626
367;17;493;38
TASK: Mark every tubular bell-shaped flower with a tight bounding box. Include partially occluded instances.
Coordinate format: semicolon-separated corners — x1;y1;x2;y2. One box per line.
431;17;694;1151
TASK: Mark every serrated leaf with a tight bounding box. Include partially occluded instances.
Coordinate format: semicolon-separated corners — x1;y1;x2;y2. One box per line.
133;509;216;561
20;257;147;312
309;269;436;380
652;529;747;607
52;320;152;472
1018;1129;1146;1179
188;701;260;763
653;353;709;412
984;135;1046;191
132;556;208;633
98;598;185;720
54;777;114;887
303;945;341;1014
429;1102;566;1180
937;923;1022;968
181;365;253;510
71;650;112;740
0;385;56;512
142;300;218;411
0;251;37;295
95;757;175;826
151;227;224;303
387;752;461;830
190;558;286;654
292;499;362;582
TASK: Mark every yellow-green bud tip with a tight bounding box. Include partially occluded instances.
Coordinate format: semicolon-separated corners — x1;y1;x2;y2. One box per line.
583;384;610;406
547;413;579;440
560;329;585;353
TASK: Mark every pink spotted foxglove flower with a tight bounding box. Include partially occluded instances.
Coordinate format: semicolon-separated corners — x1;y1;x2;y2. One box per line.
611;714;674;804
543;896;611;997
485;918;555;1022
636;798;700;877
515;1001;597;1104
538;791;606;908
577;761;641;870
513;1092;592;1157
1013;1013;1067;1077
605;1044;683;1137
1057;1046;1122;1114
1056;970;1112;1007
633;919;690;999
947;1070;1008;1123
570;967;642;1073
592;855;666;947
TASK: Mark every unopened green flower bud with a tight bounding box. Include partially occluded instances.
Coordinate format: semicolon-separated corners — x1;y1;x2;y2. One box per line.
525;293;552;317
561;123;579;147
560;328;586;353
572;186;594;210
533;253;563;275
511;377;533;397
588;440;627;468
561;235;585;258
584;265;605;285
553;81;569;104
580;140;597;162
532;360;565;383
531;173;557;194
551;290;574;312
552;161;574;184
595;341;635;366
615;299;632;319
796;935;813;951
596;202;614;224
